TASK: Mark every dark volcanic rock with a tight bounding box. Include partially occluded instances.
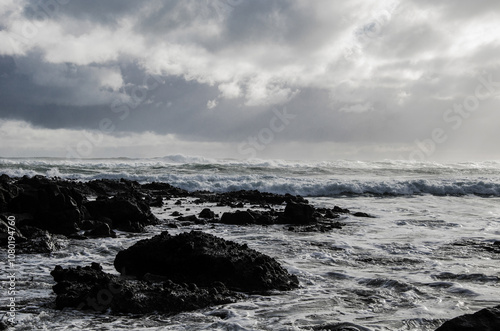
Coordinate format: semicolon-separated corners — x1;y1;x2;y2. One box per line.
352;212;374;218
199;208;216;219
84;196;159;232
17;226;66;253
435;305;500;331
8;177;83;235
287;220;344;233
284;201;315;224
220;210;255;225
51;263;238;314
114;230;299;292
0;214;26;245
84;222;117;238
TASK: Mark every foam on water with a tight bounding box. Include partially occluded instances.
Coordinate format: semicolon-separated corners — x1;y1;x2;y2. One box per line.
2;156;500;197
1;157;500;330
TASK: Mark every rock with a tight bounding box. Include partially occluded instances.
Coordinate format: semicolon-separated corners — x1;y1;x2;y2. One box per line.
176;215;199;223
435;305;500;331
333;206;350;213
85;178;140;196
220;210;255;225
284;201;315;224
0;214;27;245
114;230;299;292
8;180;82;235
199;208;215;219
324;209;340;219
287;220;344;233
17;227;66;253
85;222;117;238
51;263;239;314
84;196;159;232
149;196;163;207
352;212;374;218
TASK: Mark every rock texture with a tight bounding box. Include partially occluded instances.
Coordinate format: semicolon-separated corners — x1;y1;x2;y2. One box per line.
435;305;500;331
114;230;299;292
51;263;238;314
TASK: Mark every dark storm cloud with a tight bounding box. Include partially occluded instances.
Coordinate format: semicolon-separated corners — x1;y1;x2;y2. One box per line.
0;0;499;159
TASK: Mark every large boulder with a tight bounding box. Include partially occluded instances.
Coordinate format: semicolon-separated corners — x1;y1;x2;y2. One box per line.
284;201;315;224
435;305;500;331
84;195;159;232
51;263;238;314
8;177;82;235
220;210;255;225
114;230;299;292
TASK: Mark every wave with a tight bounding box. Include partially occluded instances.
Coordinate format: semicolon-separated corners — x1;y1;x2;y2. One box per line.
1;156;500;197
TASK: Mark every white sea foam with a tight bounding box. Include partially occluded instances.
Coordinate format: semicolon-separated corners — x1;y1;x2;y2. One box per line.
1;156;500;196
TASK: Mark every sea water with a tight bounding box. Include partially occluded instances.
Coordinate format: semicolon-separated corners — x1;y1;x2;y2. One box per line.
0;156;499;330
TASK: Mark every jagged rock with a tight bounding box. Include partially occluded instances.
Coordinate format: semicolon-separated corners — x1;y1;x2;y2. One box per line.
220;210;255;225
84;196;159;232
352;212;374;218
0;215;26;245
333;206;350;213
84;222;117;238
17;227;66;253
288;220;344;233
284;201;315;224
176;215;200;223
51;263;239;314
114;231;299;293
199;208;215;219
8;178;82;235
435;305;500;331
86;178;140;196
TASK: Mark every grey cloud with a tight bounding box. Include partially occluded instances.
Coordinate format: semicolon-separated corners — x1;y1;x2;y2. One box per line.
1;0;499;160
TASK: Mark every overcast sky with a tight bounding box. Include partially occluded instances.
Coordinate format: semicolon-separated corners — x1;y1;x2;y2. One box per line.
0;0;499;161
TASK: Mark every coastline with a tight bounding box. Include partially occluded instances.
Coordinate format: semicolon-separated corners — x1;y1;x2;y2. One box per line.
1;174;499;330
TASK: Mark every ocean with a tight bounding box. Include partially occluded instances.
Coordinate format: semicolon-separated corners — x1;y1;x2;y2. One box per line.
1;156;499;330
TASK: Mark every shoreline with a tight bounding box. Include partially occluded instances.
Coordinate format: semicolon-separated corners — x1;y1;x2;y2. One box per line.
1;174;499;330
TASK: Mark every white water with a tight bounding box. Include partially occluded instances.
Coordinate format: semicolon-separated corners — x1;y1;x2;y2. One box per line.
1;157;499;330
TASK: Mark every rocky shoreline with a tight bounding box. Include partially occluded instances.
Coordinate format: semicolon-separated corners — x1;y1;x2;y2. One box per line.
1;174;499;330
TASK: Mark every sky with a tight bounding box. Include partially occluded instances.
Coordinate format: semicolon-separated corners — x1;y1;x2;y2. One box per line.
0;0;499;161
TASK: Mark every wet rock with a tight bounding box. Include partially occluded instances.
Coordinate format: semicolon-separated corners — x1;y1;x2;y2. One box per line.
195;190;307;207
148;196;163;207
51;263;239;314
8;179;82;235
284;201;315;224
435;305;500;331
17;226;66;253
287;220;344;233
141;181;189;197
220;210;255;225
352;212;374;218
86;178;140;197
84;222;117;238
0;214;27;245
176;215;200;223
84;195;159;232
114;230;299;292
333;206;350;214
199;208;215;219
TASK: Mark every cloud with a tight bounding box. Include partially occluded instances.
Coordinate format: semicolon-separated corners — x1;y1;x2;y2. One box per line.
0;0;499;160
